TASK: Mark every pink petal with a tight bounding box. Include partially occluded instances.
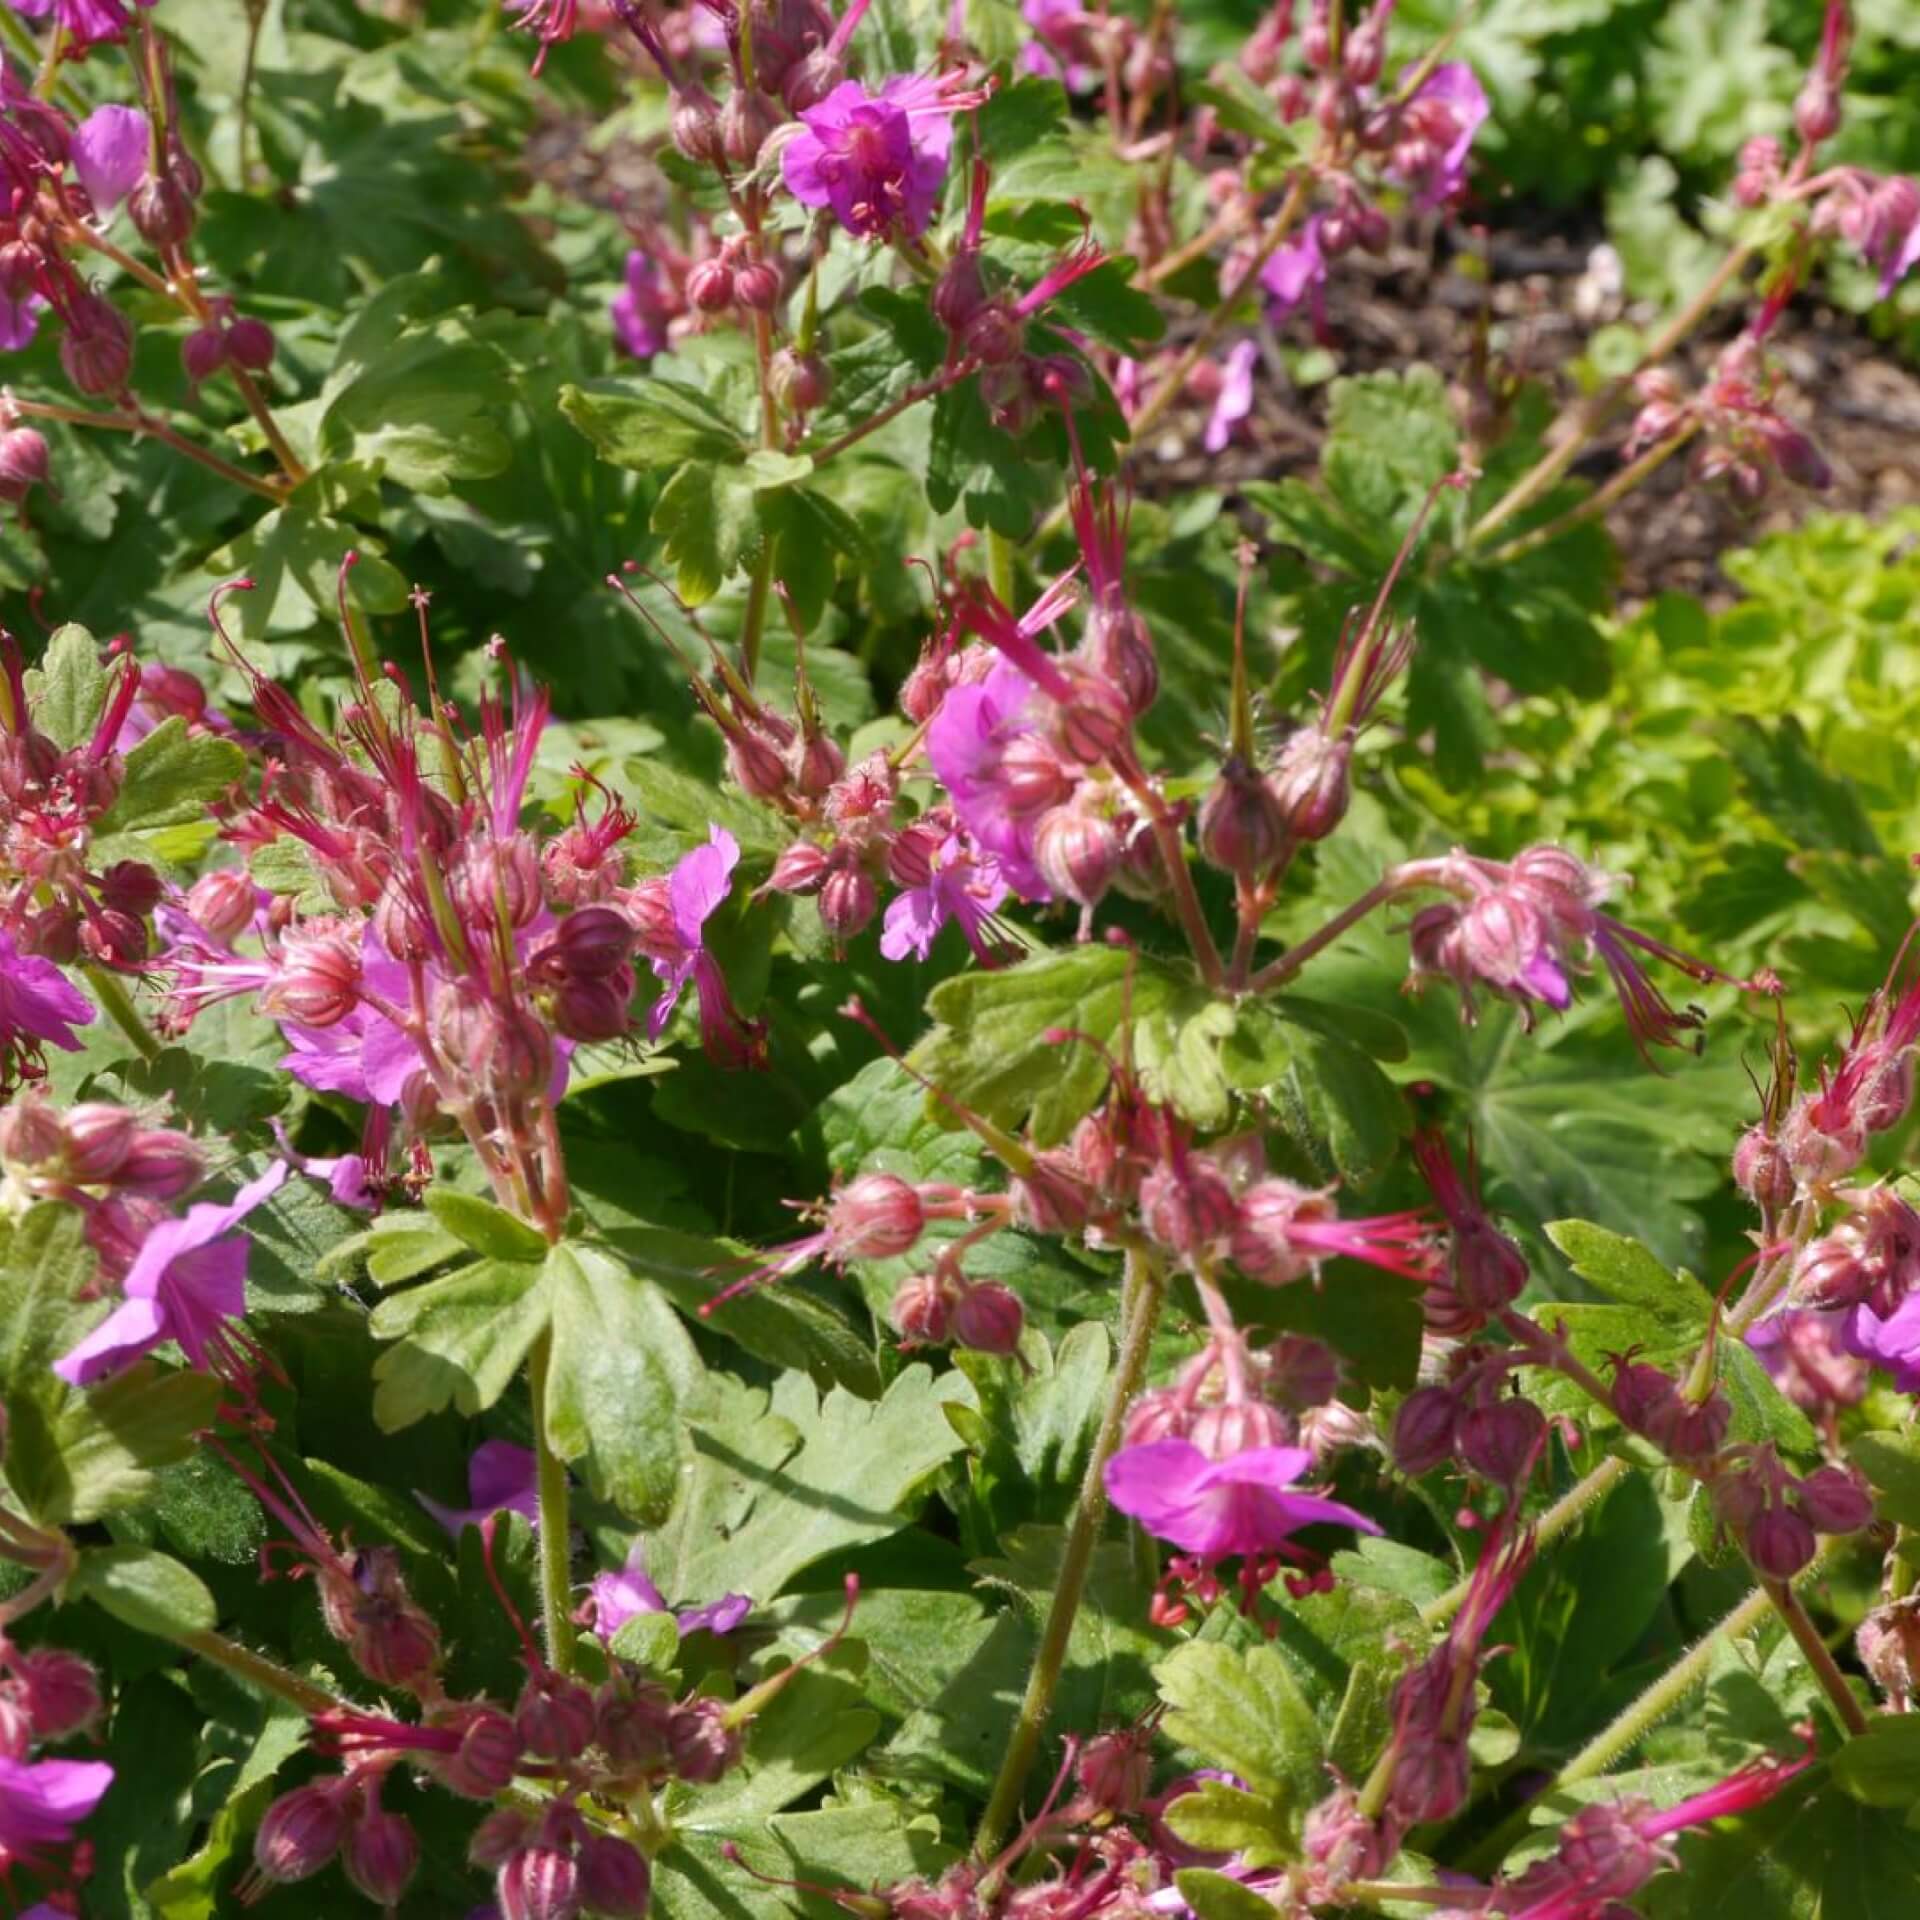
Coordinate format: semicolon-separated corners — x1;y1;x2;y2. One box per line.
71;103;148;211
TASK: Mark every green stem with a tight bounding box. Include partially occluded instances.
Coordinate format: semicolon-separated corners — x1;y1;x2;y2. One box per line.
1418;1456;1629;1632
84;964;163;1063
180;1629;342;1716
1479;426;1700;569
739;546;774;688
7;396;286;504
973;1250;1166;1861
1766;1576;1869;1736
986;527;1018;605
1465;244;1755;551
527;1332;578;1675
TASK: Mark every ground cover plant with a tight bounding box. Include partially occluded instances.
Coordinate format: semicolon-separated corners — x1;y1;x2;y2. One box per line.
5;0;1920;1913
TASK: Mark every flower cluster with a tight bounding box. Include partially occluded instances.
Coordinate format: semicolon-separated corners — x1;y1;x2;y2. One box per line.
0;1635;110;1911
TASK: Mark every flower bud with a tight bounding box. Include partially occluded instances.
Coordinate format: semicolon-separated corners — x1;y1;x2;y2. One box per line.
1647;1388;1730;1465
789;727;845;798
1746;1502;1817;1580
87;1191;168;1280
819;862;879;941
0;238;40;300
1229;1178;1326;1286
765;842;830;898
114;1128;206;1199
264;930;362;1027
129;171;196;248
672;87;725;163
727;722;791;799
1075;1729;1150;1813
551;967;635;1043
1387;1733;1469;1824
1009;1150;1093;1235
479;1002;555;1101
181;323;228;385
1458;1397;1545;1486
78;905;148;970
0;424;49;502
1341;19;1383;85
687;258;735;313
826;1172;924;1259
431;1704;523;1798
15;1647;101;1740
951;1280;1024;1355
186;868;258;943
516;1669;600;1762
499;1844;582;1920
888;1270;957;1346
1781;1095;1863;1184
666;1697;743;1783
1033;808;1122;909
1550;1802;1663;1901
1732;1125;1796;1210
0;1089;64;1166
470;1807;534;1869
253;1783;349;1884
1189;1398;1291;1460
1140;1157;1237;1259
1609;1361;1677;1435
770;346;831;414
1392;1385;1460;1476
1198;763;1286;876
719;87;781;168
932;248;988;335
1794;77;1840;145
1452;1219;1529;1313
343;1803;419;1907
1793;1463;1874;1535
734;258;782;312
98;859;163;919
1791;1232;1872;1310
1266;731;1351;841
1858;1598;1920;1704
578;1833;653;1917
548;905;636;979
783;44;844;113
226;314;276;372
59;1103;138;1184
961;303;1024;367
1265;1334;1341;1412
596;1681;676;1773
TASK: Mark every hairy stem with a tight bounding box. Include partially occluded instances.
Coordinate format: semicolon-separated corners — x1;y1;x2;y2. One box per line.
1113;757;1226;990
1246;875;1401;995
1465;245;1755;551
806;357;980;467
7;397;287;503
527;1332;578;1675
180;1629;343;1716
84;964;164;1063
973;1249;1166;1861
739;546;774;688
1478;425;1700;569
1765;1576;1869;1735
1418;1456;1630;1631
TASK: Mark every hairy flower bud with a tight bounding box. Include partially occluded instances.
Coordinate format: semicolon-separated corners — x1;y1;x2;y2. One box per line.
1794;76;1840;145
343;1803;419;1907
60;1103;138;1184
734;258;782;312
1458;1396;1545;1486
0;424;49;502
431;1704;523;1798
770;346;831;414
115;1128;206;1198
687;257;736;313
516;1669;600;1763
827;1172;925;1260
226;314;276;372
15;1647;101;1740
499;1844;581;1920
819;862;879;941
264;930;362;1027
888;1270;958;1346
720;87;781;168
182;323;227;385
1141;1157;1237;1259
1746;1501;1817;1580
666;1697;743;1783
186;868;258;944
1646;1388;1731;1465
1610;1361;1677;1436
1790;1232;1872;1310
1793;1463;1874;1535
1392;1385;1461;1476
1009;1150;1094;1235
1732;1125;1796;1210
595;1682;675;1774
578;1833;653;1917
1452;1218;1529;1313
951;1280;1024;1355
253;1783;349;1884
1266;731;1351;842
0;1089;64;1166
60;292;134;396
1229;1178;1327;1286
1033;808;1121;909
98;859;163;919
1189;1398;1291;1460
1075;1729;1151;1813
932;248;988;335
1858;1597;1920;1704
671;86;725;163
129;170;196;248
1198;763;1286;876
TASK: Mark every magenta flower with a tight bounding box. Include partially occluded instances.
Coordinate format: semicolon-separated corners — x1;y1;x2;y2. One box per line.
588;1539;751;1641
640;827;767;1069
1840;1289;1920;1392
1391;61;1489;209
54;1161;289;1386
417;1440;540;1537
925;660;1052;901
0;929;93;1088
1020;0;1098;90
880;834;1014;966
70;103;147;211
0;1752;113;1869
1258;216;1327;328
8;0;147;52
782;74;961;240
1203;340;1258;454
1103;1440;1380;1559
612;248;672;360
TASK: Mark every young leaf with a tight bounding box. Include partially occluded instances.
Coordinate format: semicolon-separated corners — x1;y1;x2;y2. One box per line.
73;1544;218;1639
